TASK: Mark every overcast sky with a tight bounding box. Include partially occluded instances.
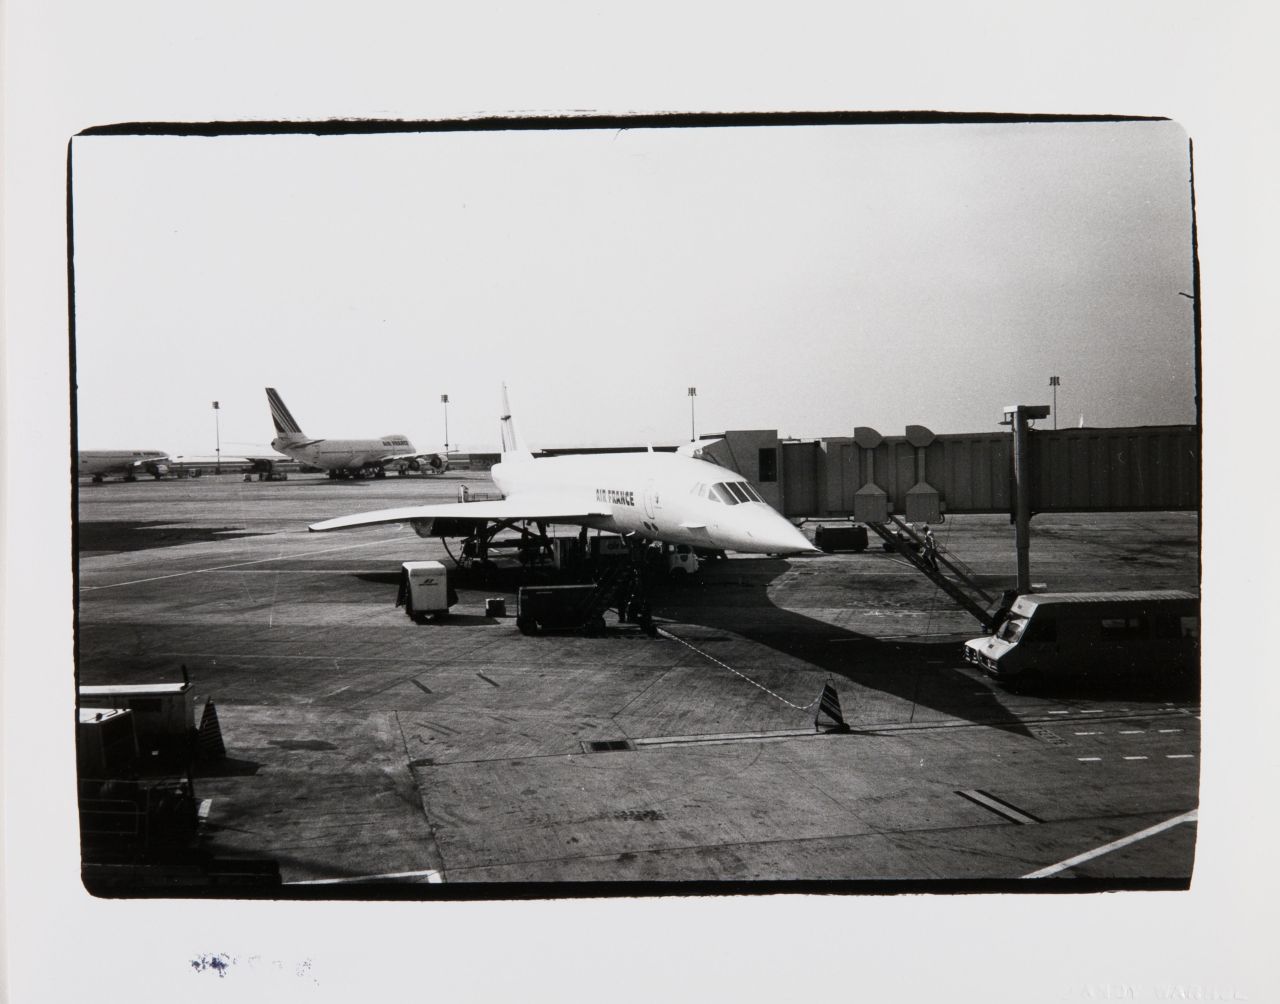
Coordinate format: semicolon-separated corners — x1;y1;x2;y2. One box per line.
71;118;1195;456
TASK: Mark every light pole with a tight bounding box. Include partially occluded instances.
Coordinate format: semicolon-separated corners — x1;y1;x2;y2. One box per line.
688;386;697;442
441;394;449;455
1048;376;1060;430
212;400;221;473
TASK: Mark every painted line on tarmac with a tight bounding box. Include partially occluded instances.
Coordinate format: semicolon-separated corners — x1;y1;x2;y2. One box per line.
286;868;443;885
1022;809;1198;879
81;536;416;591
956;789;1042;825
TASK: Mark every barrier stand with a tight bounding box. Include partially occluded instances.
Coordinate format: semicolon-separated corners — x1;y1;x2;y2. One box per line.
814;682;851;733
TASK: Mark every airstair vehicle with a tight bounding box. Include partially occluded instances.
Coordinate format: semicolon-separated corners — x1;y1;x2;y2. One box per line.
864;516;1007;631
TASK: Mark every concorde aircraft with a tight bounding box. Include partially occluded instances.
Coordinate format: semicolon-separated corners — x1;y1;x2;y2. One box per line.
267;387;448;479
309;387;816;557
77;450;171;483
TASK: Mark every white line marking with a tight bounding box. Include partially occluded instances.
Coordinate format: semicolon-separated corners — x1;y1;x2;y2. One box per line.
958;790;1039;825
1077;709;1106;715
1123;756;1149;761
1077;757;1102;762
1166;754;1196;759
1119;730;1145;734
286;868;443;885
1074;731;1100;736
1048;711;1070;715
1158;729;1183;734
82;536;416;590
1022;809;1198;878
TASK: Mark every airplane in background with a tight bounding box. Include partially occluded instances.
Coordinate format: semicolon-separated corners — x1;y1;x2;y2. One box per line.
266;387;448;480
310;386;816;557
77;450;170;483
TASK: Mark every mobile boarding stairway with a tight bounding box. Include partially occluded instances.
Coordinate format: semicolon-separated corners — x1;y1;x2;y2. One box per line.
864;516;1007;631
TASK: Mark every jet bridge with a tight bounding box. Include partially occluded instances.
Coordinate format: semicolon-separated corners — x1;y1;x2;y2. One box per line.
706;416;1198;605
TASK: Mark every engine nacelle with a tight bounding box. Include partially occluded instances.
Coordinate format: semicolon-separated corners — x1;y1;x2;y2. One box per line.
411;519;436;538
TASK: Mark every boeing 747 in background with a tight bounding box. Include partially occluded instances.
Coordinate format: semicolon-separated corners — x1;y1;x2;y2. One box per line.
77;450;170;483
267;387;448;479
310;387;815;557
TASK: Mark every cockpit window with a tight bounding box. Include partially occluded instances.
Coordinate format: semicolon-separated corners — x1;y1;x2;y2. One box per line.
741;483;764;502
708;483;737;505
725;482;752;503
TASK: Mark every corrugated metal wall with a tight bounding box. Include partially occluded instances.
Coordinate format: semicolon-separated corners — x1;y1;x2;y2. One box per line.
1030;426;1200;512
765;425;1198;518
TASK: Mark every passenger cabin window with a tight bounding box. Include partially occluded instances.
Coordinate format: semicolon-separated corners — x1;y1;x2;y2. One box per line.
1100;615;1148;638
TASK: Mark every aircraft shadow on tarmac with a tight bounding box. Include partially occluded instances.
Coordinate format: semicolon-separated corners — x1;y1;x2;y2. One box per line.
649;557;1200;735
76;520;269;554
407;556;1038;734
354;557;1199;732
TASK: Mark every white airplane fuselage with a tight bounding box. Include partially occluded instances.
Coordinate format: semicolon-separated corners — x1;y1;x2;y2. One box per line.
271;434;416;473
78;450;170;480
490;450;813;555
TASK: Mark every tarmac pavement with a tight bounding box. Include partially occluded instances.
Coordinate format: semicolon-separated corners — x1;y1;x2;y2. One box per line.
75;472;1201;893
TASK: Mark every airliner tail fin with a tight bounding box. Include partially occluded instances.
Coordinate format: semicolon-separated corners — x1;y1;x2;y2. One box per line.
499;384;534;462
266;388;306;441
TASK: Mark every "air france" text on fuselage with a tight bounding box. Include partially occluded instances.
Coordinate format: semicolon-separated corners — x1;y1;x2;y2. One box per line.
596;488;636;506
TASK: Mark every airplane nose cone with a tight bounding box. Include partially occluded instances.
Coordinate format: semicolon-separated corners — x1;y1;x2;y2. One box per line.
748;510;820;555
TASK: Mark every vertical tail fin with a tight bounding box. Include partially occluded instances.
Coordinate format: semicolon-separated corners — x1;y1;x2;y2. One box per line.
266;387;305;439
499;384;533;462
